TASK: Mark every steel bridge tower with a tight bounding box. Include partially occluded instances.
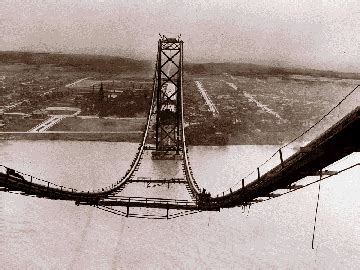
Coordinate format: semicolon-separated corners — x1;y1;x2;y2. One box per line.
152;36;184;159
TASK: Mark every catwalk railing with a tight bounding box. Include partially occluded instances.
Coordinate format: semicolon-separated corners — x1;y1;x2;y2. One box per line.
210;85;359;209
0;62;159;202
0;51;203;212
178;42;202;200
0;63;358;214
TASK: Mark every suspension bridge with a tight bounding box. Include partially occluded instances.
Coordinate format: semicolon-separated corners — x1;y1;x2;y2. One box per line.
1;37;359;219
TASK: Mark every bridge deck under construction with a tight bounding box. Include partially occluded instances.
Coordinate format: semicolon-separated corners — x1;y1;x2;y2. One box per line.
0;106;358;211
0;37;359;217
211;106;359;209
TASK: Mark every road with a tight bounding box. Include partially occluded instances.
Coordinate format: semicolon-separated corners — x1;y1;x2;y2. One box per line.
194;81;219;116
65;77;91;88
224;80;283;121
1;99;29;112
29;115;67;132
243;92;283;121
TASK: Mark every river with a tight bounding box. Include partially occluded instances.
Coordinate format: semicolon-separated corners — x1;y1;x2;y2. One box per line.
1;141;359;269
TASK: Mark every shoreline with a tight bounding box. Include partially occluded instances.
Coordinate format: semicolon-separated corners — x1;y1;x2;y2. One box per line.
0;132;294;146
0;131;143;143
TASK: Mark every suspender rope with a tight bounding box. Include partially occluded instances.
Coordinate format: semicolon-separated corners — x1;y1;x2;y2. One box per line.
312;173;322;249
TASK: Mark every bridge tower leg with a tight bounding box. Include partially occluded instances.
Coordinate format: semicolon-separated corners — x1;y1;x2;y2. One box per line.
152;36;184;160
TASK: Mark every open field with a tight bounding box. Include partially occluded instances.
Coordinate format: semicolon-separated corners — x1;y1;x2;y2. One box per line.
1;118;44;132
49;117;147;132
184;73;360;145
0;131;142;142
1;51;359;144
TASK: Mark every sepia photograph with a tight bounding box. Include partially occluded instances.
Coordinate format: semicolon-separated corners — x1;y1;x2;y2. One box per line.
1;0;359;269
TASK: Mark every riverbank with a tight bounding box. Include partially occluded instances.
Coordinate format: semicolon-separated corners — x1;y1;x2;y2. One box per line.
0;132;303;145
2;141;359;269
0;131;142;142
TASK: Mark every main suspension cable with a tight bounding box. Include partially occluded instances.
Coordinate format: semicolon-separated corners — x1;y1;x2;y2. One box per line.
222;85;359;195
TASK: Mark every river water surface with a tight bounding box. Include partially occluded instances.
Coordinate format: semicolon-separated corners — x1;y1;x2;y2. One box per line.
1;141;359;269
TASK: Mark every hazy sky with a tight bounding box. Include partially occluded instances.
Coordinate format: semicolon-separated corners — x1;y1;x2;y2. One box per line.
1;0;359;72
